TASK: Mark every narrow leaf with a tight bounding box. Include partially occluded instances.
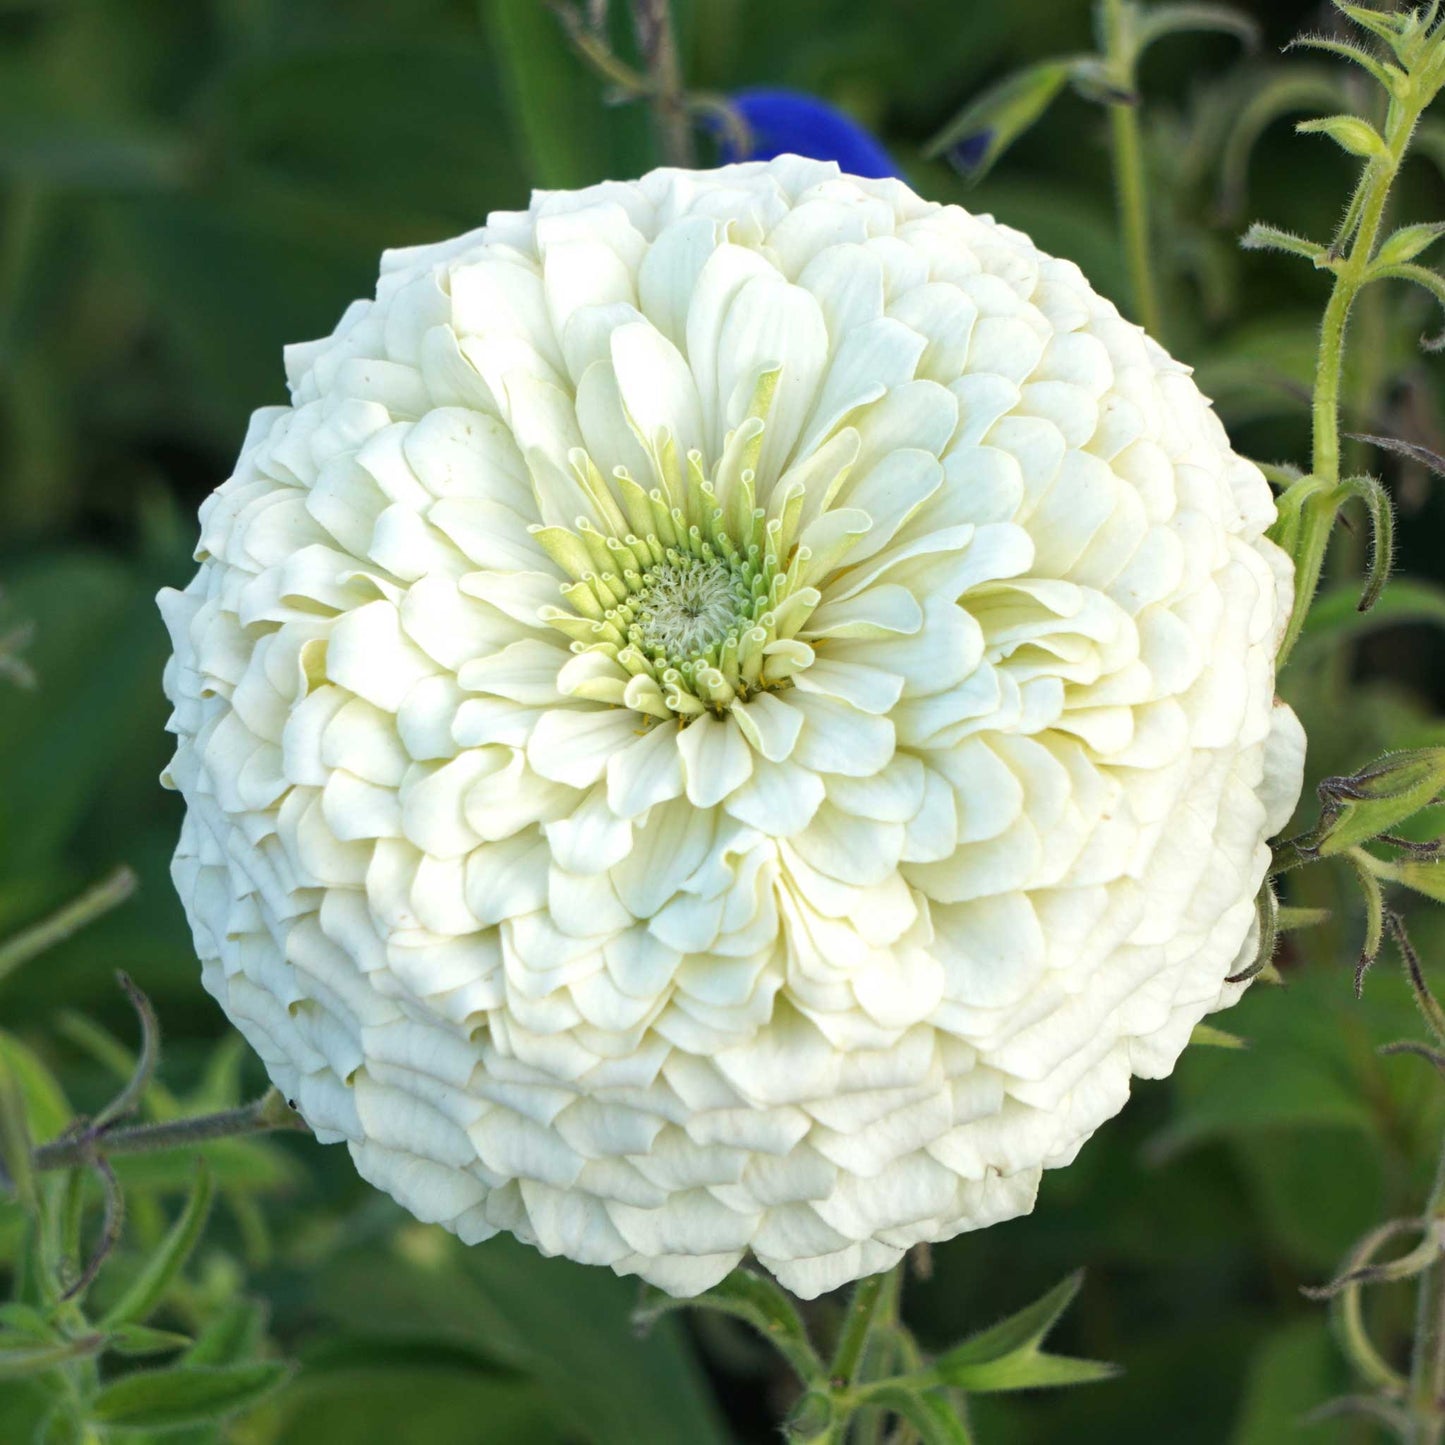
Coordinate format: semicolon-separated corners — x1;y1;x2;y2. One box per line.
89;1361;291;1429
1190;1023;1249;1049
109;1324;193;1357
1278;905;1332;931
1288;34;1403;92
941;1351;1122;1393
1347;432;1445;477
924;61;1075;178
1136;4;1260;56
0;1332;105;1380
1333;2;1410;45
1296;114;1387;158
1332;474;1394;612
100;1160;213;1330
1240;223;1326;263
934;1272;1083;1371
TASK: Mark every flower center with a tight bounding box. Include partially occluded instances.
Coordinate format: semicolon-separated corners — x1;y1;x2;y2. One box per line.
529;433;850;721
633;557;748;662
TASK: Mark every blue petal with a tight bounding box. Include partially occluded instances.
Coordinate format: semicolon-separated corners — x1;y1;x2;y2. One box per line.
715;88;899;180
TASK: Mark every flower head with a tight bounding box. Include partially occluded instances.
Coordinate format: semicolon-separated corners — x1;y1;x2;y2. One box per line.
161;157;1304;1299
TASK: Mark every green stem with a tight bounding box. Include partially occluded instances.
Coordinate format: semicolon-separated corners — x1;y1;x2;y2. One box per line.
1;1090;305;1190
1279;94;1428;666
1102;0;1163;340
832;1272;889;1390
0;868;136;988
629;0;694;167
1409;1139;1445;1443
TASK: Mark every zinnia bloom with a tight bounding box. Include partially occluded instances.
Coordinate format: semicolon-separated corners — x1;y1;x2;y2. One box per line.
161;157;1304;1299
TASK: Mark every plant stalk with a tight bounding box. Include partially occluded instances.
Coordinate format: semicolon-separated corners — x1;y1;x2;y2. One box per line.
1410;1139;1445;1443
629;0;694;166
1279;89;1428;666
0;868;137;988
0;1090;305;1192
1102;0;1164;340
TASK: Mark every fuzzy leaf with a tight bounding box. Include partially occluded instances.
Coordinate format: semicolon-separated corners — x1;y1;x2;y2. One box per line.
109;1324;193;1357
1348;432;1445;476
1240;223;1326;263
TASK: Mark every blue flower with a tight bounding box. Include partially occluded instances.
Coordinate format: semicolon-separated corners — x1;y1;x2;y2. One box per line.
715;88;899;180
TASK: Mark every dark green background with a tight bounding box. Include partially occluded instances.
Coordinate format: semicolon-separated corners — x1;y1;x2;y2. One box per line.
3;1;1445;1439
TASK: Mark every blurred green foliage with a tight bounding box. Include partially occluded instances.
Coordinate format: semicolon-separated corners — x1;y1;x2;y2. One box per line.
4;0;1445;1440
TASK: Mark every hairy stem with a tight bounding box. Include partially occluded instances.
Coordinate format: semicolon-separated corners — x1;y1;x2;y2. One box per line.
1102;0;1163;340
0;1090;306;1192
1279;94;1428;665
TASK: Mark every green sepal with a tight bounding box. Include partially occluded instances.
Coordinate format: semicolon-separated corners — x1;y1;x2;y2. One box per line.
1311;749;1445;857
1296;114;1388;158
1373;221;1445;268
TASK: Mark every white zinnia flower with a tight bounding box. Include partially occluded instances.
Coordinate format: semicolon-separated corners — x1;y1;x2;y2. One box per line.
161;157;1305;1299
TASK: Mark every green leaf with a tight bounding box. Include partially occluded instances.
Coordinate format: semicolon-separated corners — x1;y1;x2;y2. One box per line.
1296;114;1388;158
1374;222;1445;267
940;1351;1121;1393
100;1161;213;1331
1334;2;1410;46
1381;858;1445;903
0;1033;68;1143
317;1234;729;1445
1190;1023;1249;1050
929;1271;1115;1394
182;1299;267;1368
273;1365;561;1445
0;1332;105;1380
486;0;616;187
1289;34;1404;94
0;1054;35;1212
1135;4;1260;57
1239;223;1327;263
1312;749;1445;856
1370;261;1445;349
89;1361;291;1430
636;1268;824;1383
1301;578;1445;652
109;1324;193;1357
924;61;1076;179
